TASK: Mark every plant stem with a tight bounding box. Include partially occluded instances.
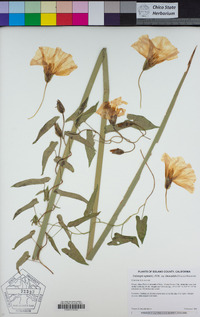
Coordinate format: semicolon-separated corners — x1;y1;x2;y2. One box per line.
86;47;196;261
86;49;109;257
32;48;106;260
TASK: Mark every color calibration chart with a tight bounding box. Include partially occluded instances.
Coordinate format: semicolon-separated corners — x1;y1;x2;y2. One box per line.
0;1;137;26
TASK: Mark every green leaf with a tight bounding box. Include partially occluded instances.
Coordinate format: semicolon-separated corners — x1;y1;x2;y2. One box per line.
54;189;88;203
16;251;30;274
13;198;39;220
84;185;98;216
33;116;60;144
85;130;96;166
75;102;98;127
67;212;100;227
57;214;70;237
136;216;148;244
107;233;139;247
13;230;35;249
127;114;159;130
54;156;74;172
46;233;60;255
62;241;88;265
65;132;94;148
12;177;51;188
65;98;88;123
42;141;58;175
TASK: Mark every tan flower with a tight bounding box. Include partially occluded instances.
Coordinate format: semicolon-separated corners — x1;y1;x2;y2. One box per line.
30;46;78;83
161;153;196;193
131;35;179;70
96;97;127;124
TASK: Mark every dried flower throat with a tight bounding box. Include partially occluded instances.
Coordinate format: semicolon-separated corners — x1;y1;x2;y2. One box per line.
29;47;77;119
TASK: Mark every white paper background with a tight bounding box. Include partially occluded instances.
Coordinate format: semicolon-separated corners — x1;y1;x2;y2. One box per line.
0;26;200;316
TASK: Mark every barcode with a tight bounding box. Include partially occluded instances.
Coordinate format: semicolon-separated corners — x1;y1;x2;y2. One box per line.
58;302;85;310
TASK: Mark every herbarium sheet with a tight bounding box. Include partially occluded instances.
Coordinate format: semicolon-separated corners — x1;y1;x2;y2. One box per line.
0;26;200;316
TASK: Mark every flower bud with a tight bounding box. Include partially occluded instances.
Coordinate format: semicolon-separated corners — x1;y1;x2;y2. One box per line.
110;148;124;155
57;100;65;113
54;123;63;138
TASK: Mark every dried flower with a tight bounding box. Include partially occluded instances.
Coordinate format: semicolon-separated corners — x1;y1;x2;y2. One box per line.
161;153;196;211
30;47;78;83
131;35;179;108
28;47;77;119
131;35;179;70
96;97;127;124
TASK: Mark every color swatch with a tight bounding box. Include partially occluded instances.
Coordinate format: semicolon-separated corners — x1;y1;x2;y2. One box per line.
0;1;137;26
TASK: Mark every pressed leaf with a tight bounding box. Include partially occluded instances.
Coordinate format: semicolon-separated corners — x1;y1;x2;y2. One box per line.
84;185;98;216
127;114;159;130
65;132;93;148
65;98;88;123
46;233;60;255
42;141;58;175
105;120;136;133
67;212;100;227
33;116;60;144
54;156;74;172
13;230;35;249
12;177;51;188
85;130;96;166
54;189;88;203
62;241;88;265
13;198;39;220
75;102;99;127
57;214;70;237
136;215;148;244
16;251;30;274
107;233;139;247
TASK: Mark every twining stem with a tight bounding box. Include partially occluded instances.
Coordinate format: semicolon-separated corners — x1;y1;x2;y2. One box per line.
86;49;109;257
32;48;106;260
86;47;196;261
138;70;143;108
28;82;48;119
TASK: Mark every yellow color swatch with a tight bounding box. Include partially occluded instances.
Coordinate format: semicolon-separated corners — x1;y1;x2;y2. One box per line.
41;13;56;25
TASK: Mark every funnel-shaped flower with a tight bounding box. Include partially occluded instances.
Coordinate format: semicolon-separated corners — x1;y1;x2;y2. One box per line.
161;153;196;211
29;47;77;119
96;97;127;124
30;47;78;83
131;35;179;70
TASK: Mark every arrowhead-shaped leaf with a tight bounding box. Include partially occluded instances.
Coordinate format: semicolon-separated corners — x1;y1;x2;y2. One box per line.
107;233;139;247
16;251;30;274
62;241;88;265
33;116;60;144
127;114;159;130
65;98;88;123
42;141;58;175
12;177;50;188
13;230;35;249
46;233;60;255
13;198;39;219
136;215;148;244
84;185;98;216
54;189;88;203
67;212;100;227
54;156;74;172
75;103;98;127
85;130;96;166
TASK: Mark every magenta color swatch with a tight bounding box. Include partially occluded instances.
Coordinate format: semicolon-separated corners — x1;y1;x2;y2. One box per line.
73;1;88;13
72;13;88;25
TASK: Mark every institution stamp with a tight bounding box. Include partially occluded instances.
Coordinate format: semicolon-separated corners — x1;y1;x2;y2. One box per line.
1;269;45;314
